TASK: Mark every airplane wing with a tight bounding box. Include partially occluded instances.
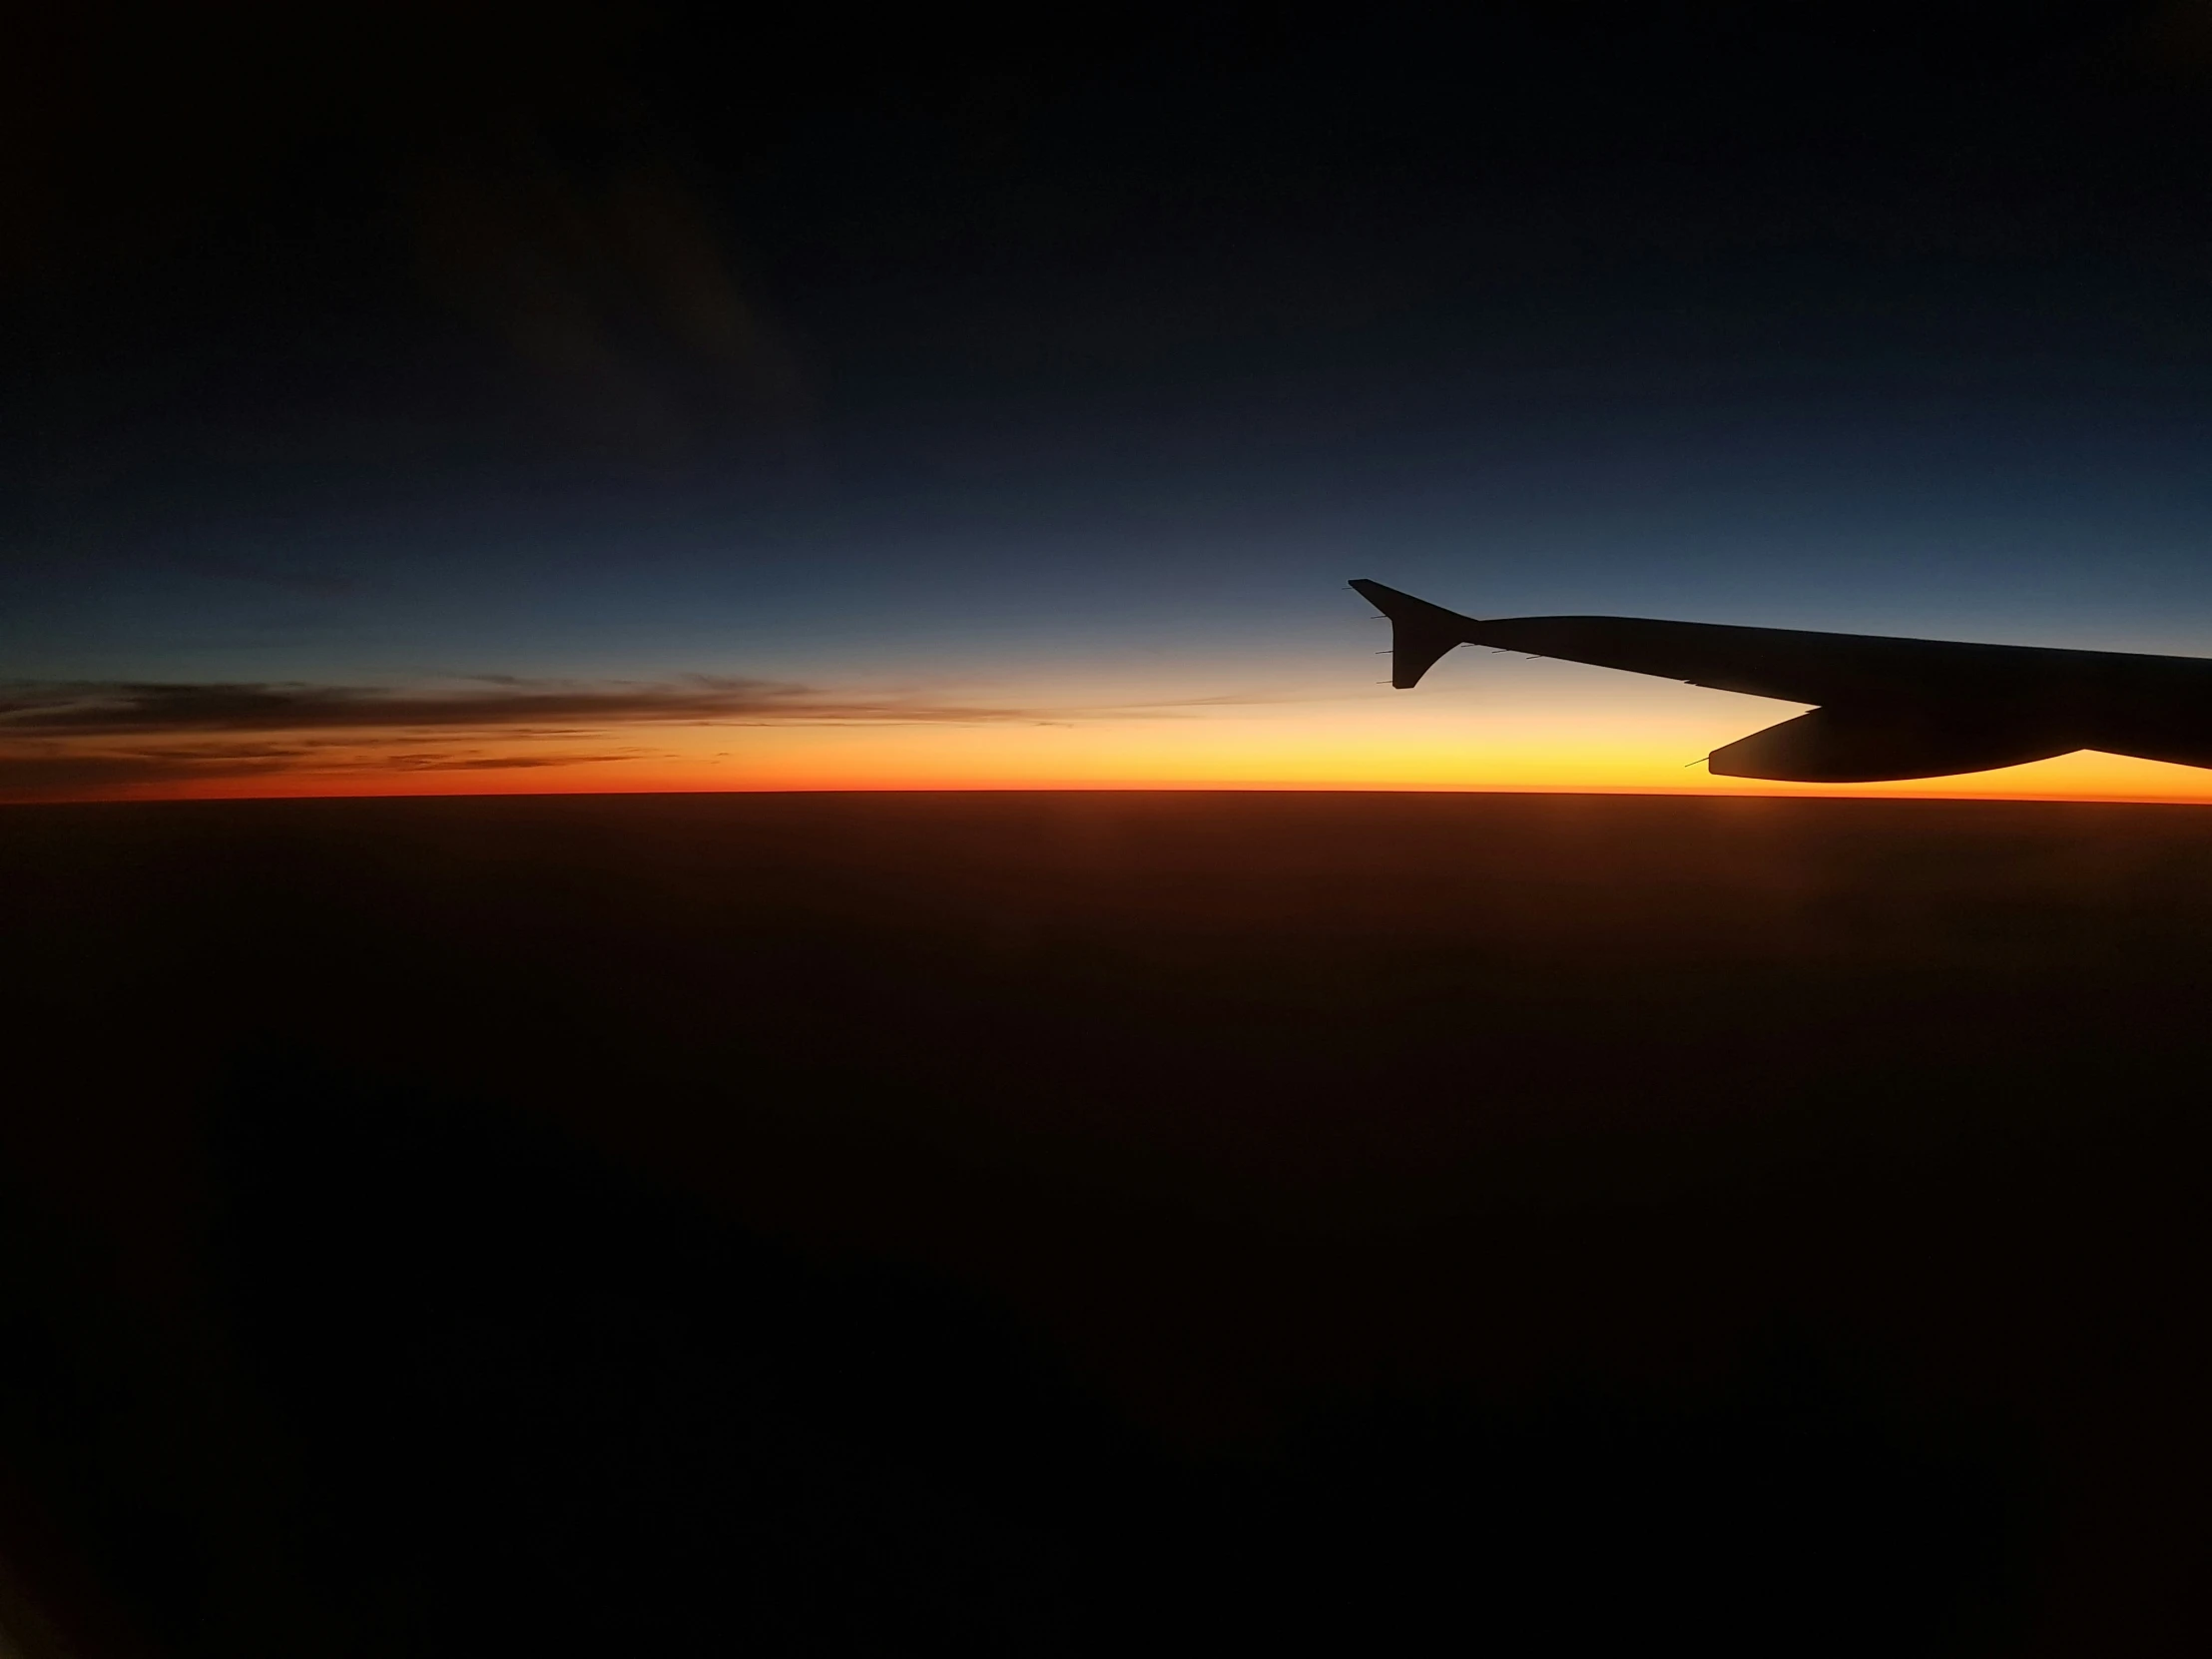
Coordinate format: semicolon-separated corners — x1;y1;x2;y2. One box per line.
1349;579;2212;782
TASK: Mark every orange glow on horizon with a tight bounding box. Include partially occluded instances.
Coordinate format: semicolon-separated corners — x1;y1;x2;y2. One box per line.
22;700;2212;807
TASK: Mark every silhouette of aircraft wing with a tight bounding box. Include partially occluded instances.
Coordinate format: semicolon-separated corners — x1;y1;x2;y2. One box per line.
1350;579;2212;782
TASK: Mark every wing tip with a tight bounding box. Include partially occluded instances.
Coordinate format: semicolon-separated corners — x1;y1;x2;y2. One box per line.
1348;579;1475;689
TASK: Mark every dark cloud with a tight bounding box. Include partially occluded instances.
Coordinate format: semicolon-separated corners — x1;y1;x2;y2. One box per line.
0;735;657;801
0;677;1072;738
0;749;304;794
383;753;643;772
0;674;1268;801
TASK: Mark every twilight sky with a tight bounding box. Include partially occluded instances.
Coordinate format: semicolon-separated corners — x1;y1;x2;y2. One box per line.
8;1;2212;801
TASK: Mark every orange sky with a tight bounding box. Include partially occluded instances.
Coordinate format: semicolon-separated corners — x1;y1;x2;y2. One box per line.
36;692;2212;806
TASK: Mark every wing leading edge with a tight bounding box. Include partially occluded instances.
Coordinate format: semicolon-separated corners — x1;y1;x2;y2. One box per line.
1350;579;2212;782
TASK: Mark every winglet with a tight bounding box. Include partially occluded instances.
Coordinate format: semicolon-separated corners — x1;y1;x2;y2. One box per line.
1350;580;1478;689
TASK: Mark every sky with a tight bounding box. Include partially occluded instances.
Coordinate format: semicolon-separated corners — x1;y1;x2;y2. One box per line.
7;1;2212;802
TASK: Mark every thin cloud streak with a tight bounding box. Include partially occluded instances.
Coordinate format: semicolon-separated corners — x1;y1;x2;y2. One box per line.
0;674;1301;801
0;740;657;796
0;677;1323;738
0;677;1060;737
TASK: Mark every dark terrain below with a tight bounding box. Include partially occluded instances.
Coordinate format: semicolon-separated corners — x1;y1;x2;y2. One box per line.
3;791;2208;1655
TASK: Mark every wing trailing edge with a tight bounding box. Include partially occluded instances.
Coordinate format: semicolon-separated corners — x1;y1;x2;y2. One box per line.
1707;706;2078;783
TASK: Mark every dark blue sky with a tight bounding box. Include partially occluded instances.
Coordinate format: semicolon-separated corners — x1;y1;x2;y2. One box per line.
7;3;2212;796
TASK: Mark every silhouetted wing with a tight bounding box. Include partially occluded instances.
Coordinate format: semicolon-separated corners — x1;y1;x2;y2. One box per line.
1351;578;2212;780
1351;579;2212;709
1459;614;2106;707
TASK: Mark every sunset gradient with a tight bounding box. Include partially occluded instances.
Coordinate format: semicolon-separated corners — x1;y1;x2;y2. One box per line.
10;4;2212;812
24;677;2212;805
